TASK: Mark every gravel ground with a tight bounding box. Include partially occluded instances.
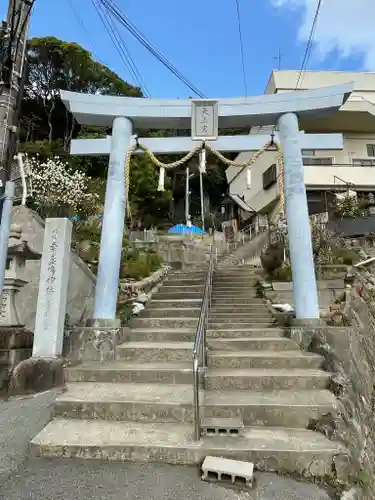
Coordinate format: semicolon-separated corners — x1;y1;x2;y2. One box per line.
0;390;333;500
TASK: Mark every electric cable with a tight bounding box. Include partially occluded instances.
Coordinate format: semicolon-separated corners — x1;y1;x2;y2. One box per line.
98;0;206;98
91;0;150;96
234;0;247;97
97;0;150;96
295;0;323;89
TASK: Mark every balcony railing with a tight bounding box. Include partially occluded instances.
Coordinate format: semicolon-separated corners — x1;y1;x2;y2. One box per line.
303;162;375;168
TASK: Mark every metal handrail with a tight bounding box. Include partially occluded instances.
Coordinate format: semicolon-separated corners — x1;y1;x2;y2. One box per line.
192;241;215;441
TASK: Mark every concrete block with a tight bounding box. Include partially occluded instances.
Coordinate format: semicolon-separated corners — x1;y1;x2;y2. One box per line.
201;456;254;488
201;417;244;437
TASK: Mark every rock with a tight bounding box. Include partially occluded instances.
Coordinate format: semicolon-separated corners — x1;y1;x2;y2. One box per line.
8;357;65;395
341;487;361;500
334;454;351;485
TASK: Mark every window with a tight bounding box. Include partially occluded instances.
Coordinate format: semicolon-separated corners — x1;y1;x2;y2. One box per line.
302;157;334;166
367;144;375;157
353;158;375;167
302;149;315;156
263;164;277;190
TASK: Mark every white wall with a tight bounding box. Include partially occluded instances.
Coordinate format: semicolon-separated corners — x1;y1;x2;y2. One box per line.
227;133;375;214
304;166;375;189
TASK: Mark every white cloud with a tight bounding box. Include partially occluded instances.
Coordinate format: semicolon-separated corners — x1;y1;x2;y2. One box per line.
272;0;375;70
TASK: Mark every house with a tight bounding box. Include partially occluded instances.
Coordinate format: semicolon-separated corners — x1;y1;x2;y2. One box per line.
226;70;375;225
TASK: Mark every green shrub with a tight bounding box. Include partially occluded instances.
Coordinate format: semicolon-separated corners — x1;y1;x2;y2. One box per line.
269;264;292;282
331;247;359;265
120;250;163;280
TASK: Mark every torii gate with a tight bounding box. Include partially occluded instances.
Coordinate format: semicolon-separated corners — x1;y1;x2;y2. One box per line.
60;83;353;324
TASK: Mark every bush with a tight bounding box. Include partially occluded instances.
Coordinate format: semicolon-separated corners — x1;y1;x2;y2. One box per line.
120;250;163;280
269;264;292;282
260;241;285;273
331;247;359;265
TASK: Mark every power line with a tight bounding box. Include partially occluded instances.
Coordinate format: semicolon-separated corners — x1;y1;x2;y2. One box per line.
99;3;150;96
98;0;206;98
93;0;150;96
67;0;102;61
295;0;323;89
90;0;150;96
234;0;247;97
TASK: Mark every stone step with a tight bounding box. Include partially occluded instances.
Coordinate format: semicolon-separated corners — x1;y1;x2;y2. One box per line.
208;337;298;351
212;279;256;290
117;341;193;362
165;279;205;286
154;292;203;300
149;299;202;309
209;314;273;323
141;308;201;319
168;274;206;281
129;328;195;342
210;306;269;314
53;383;199;423
212;292;259;298
52;381;337;429
208;350;323;369
209;322;274;330
203;389;337;427
132;317;199;329
205;368;330;391
213;286;257;292
207;327;284;338
65;362;199;385
212;284;257;289
30;419;344;477
211;301;265;307
161;285;204;293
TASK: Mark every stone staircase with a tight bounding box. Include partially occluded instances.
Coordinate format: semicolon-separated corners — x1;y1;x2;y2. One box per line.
217;231;269;269
30;265;345;478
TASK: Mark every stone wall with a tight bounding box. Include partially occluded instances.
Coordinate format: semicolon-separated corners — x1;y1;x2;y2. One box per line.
13;206;96;330
295;287;375;500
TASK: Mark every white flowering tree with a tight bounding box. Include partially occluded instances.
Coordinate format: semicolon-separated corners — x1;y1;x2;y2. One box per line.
27;156;99;218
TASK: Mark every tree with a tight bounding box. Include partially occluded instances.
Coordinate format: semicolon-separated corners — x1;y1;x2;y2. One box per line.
21;37;142;146
129;155;172;228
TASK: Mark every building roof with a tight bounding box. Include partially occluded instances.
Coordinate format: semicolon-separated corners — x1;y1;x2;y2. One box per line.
266;70;375;94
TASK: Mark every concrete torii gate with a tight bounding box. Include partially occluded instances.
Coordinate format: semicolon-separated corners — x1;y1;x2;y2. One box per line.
60;83;353;324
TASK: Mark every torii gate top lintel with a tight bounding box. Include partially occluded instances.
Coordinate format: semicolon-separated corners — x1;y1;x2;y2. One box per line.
60;82;353;129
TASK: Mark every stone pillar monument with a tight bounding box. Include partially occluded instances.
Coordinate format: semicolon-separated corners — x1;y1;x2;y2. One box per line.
33;218;72;358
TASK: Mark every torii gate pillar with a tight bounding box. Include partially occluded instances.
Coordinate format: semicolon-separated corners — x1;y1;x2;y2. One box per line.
278;112;319;319
93;117;133;321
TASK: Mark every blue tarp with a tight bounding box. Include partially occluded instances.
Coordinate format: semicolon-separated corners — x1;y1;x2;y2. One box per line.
168;223;206;235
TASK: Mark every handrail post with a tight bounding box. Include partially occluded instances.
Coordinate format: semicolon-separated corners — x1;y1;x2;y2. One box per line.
193;357;200;440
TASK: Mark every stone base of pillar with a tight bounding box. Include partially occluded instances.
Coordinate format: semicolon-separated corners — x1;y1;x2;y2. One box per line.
291;318;325;327
0;326;34;393
63;325;128;363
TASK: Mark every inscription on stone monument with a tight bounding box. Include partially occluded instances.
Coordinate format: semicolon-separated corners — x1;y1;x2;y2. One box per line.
33;218;72;358
43;228;58;331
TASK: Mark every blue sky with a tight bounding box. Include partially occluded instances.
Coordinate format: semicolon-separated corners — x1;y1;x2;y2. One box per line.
0;0;372;98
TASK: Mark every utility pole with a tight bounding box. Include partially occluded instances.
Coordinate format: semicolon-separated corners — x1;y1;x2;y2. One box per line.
0;0;33;207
